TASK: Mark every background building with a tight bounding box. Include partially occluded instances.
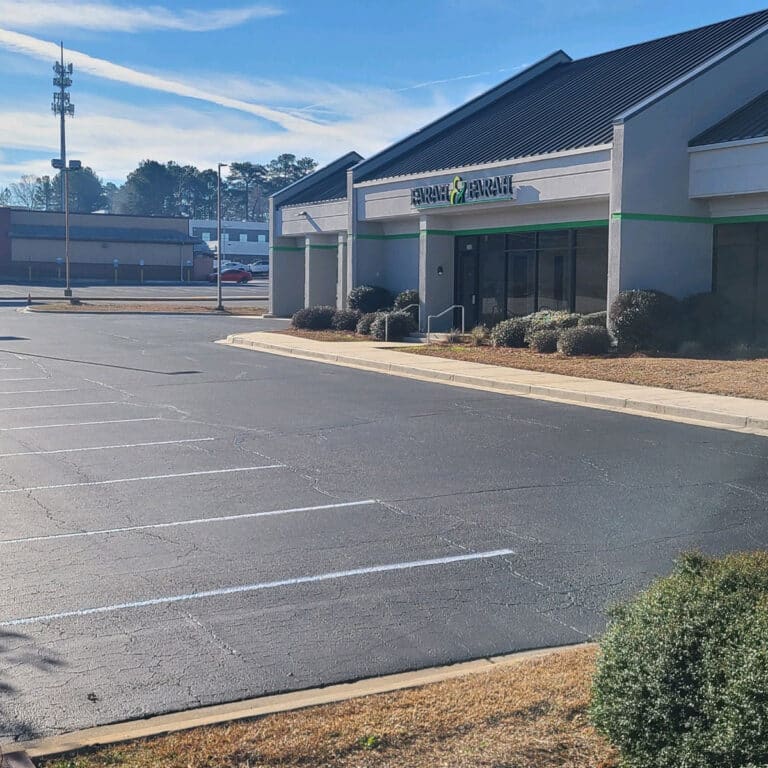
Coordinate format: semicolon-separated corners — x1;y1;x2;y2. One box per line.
190;219;269;263
0;208;201;282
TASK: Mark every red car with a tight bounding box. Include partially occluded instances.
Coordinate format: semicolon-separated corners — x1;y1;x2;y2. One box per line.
207;268;251;284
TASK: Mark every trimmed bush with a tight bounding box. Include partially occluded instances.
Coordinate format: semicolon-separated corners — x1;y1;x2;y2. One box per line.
557;326;611;356
393;288;419;311
291;305;336;330
348;285;393;314
469;325;490;346
526;310;580;333
355;312;380;336
490;318;528;348
578;311;608;328
370;310;416;341
331;308;361;331
591;551;768;768
609;289;680;351
528;329;560;353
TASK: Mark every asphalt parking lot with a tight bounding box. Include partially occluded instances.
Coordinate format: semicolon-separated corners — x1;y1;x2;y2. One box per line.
0;281;268;302
1;307;767;742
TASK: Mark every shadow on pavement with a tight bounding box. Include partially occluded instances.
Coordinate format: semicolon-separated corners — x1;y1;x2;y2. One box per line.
0;349;200;376
0;629;64;742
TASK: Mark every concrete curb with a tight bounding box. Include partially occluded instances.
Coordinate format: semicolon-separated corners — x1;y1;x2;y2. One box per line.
224;335;768;436
24;308;266;318
12;643;591;759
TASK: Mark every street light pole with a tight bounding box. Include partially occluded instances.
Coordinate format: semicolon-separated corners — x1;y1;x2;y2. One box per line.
52;157;80;299
216;162;228;311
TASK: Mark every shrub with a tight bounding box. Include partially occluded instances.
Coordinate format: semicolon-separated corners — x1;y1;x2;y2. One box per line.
291;305;336;330
331;308;361;332
393;289;419;324
490;318;528;348
591;551;768;768
444;328;463;344
348;285;392;314
526;310;580;333
679;292;752;349
469;325;490;346
355;312;380;336
609;289;680;351
528;329;560;353
557;326;611;356
370;310;416;341
578;311;608;328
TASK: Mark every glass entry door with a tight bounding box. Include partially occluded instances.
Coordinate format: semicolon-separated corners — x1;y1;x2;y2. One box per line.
456;235;507;329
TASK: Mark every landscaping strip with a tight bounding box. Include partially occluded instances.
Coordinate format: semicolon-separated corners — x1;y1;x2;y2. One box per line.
29;644;608;768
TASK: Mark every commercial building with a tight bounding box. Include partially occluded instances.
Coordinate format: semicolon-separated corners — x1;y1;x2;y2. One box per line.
270;9;768;334
0;208;201;282
190;219;269;263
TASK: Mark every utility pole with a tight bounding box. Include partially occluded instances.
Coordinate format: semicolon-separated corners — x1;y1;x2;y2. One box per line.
52;42;74;211
216;163;228;311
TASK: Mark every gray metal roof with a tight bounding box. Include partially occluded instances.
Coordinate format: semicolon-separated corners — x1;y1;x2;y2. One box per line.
690;88;768;146
10;224;198;244
356;8;768;182
276;152;363;207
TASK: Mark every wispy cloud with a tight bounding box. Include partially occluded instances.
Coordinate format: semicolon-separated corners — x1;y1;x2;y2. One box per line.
0;2;283;33
0;28;318;132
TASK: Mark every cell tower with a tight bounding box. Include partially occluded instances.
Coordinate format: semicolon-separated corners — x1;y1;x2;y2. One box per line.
52;42;74;211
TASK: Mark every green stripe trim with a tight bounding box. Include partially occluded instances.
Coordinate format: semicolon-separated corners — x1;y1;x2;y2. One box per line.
308;244;338;251
356;232;420;240
271;246;304;252
424;219;609;237
614;212;768;226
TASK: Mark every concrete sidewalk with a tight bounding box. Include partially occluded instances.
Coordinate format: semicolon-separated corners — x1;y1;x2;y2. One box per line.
223;331;768;436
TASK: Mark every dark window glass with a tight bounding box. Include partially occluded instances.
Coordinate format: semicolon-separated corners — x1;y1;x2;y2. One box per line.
714;224;756;335
507;250;536;316
538;230;569;250
507;232;536;250
574;228;608;313
478;235;506;327
538;248;571;311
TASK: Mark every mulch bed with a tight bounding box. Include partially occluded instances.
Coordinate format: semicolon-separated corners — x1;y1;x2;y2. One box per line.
400;344;768;401
41;646;614;768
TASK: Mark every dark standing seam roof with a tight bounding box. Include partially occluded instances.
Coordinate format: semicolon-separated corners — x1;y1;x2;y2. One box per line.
9;225;198;244
278;155;360;207
690;88;768;145
356;9;768;182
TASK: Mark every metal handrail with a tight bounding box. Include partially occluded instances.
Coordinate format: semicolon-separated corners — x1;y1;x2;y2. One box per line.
384;303;420;342
427;304;464;343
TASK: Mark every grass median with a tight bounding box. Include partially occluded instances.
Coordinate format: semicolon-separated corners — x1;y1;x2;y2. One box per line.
40;646;613;768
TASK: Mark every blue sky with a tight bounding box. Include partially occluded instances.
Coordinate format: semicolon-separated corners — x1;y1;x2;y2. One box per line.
0;0;766;188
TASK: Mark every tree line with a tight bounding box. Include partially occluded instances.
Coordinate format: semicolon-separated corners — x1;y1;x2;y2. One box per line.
0;154;317;220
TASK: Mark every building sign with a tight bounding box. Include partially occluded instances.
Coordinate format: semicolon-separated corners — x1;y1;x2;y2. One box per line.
410;174;516;208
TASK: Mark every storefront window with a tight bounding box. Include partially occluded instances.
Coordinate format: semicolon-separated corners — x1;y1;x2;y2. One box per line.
574;228;609;314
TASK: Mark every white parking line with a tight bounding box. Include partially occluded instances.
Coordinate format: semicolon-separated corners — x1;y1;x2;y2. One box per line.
0;549;515;627
0;401;120;412
0;499;378;545
0;376;47;382
0;465;284;494
0;437;217;458
0;388;78;395
0;417;162;432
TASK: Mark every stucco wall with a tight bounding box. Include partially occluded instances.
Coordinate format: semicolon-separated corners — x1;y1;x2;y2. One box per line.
690;139;768;199
279;200;348;237
611;32;768;304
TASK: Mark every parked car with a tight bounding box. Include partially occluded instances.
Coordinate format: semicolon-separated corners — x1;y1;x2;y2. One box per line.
247;260;269;277
207;267;252;283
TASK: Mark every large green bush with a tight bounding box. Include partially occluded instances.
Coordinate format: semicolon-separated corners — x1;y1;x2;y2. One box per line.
609;290;680;351
528;329;559;353
370;310;415;341
578;311;608;328
526;310;580;333
292;305;336;330
557;326;611;356
591;551;768;768
355;312;379;336
348;285;393;314
490;318;528;348
331;309;361;331
393;289;419;324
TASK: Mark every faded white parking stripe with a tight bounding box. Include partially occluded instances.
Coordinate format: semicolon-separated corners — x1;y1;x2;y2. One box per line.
0;401;120;412
0;437;217;458
0;388;78;395
0;376;47;382
0;549;515;627
0;417;161;432
0;465;284;494
0;499;378;545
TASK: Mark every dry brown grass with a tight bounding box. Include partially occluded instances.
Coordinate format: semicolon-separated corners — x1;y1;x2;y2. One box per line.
401;344;768;401
31;303;266;315
275;329;366;342
41;647;614;768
